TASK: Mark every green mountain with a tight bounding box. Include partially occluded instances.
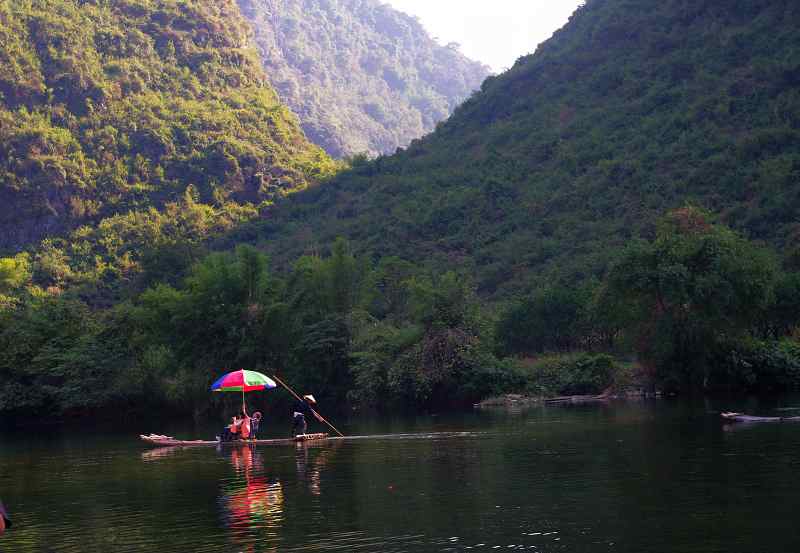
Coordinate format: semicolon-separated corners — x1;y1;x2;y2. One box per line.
0;0;336;252
236;0;490;158
4;0;800;417
257;0;800;296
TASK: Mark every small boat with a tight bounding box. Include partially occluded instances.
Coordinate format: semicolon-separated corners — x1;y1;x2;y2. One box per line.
721;412;800;423
140;433;330;447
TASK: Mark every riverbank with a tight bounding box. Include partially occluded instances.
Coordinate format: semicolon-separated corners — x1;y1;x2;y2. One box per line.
474;387;660;409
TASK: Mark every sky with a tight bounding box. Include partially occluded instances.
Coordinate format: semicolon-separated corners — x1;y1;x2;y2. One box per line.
382;0;585;73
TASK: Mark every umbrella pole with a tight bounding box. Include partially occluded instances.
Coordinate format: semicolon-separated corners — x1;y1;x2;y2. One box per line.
272;374;345;438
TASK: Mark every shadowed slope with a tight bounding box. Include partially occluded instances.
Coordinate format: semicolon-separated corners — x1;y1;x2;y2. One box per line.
256;0;800;296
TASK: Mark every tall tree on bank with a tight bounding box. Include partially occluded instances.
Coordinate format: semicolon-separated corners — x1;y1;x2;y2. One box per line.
602;208;777;392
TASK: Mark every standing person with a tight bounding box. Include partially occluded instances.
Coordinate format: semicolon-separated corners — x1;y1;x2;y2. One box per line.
0;500;11;535
291;394;322;437
250;412;263;440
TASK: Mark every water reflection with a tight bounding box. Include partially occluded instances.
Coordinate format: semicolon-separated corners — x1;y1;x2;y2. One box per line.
221;446;284;550
6;402;800;552
218;441;345;551
136;440;345;550
294;441;341;496
140;445;183;461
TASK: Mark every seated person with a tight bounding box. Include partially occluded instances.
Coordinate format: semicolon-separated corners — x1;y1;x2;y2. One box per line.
223;414;242;441
239;411;251;440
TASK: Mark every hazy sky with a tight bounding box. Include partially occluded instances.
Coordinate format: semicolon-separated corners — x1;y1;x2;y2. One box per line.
382;0;585;73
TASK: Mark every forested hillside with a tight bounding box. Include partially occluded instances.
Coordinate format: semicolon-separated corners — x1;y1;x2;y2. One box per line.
259;0;800;297
236;0;490;157
0;0;336;251
4;0;800;419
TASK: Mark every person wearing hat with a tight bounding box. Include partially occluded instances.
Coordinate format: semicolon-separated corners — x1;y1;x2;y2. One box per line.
291;394;323;437
0;500;11;535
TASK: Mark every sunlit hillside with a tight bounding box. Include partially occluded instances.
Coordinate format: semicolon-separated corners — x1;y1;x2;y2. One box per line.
238;0;490;157
0;0;336;251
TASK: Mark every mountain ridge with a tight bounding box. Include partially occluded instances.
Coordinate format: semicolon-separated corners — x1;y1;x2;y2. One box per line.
237;0;490;157
253;0;800;296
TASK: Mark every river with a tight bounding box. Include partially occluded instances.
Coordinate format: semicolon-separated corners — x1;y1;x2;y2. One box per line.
1;398;799;552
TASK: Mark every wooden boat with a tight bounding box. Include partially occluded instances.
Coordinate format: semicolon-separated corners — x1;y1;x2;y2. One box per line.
721;412;800;423
140;432;330;447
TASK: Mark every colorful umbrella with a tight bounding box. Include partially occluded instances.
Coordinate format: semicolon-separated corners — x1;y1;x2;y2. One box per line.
211;370;277;410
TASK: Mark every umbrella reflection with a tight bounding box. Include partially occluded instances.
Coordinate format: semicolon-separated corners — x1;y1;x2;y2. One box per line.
220;446;284;549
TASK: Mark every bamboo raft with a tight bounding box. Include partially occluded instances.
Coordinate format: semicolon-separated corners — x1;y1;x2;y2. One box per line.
140;433;330;447
544;394;611;405
721;412;800;423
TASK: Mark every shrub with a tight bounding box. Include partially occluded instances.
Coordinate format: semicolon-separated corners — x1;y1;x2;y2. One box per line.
524;353;620;396
709;339;800;393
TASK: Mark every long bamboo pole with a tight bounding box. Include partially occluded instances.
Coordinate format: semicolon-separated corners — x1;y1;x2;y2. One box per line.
271;374;345;437
241;368;246;414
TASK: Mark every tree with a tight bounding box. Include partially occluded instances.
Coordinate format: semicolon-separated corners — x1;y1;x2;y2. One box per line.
760;271;800;338
0;254;32;310
0;254;30;291
603;207;778;392
497;286;592;355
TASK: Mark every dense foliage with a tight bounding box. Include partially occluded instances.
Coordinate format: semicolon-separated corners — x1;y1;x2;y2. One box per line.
0;0;337;251
237;0;490;157
256;0;800;298
497;208;800;395
601;207;779;391
0;240;519;416
519;353;622;397
5;211;800;418
3;0;800;420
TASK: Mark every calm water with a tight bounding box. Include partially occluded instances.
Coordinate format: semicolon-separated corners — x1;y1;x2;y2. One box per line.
2;399;800;553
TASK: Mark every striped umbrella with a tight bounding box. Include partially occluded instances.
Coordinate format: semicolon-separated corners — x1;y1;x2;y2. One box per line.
210;369;277;411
